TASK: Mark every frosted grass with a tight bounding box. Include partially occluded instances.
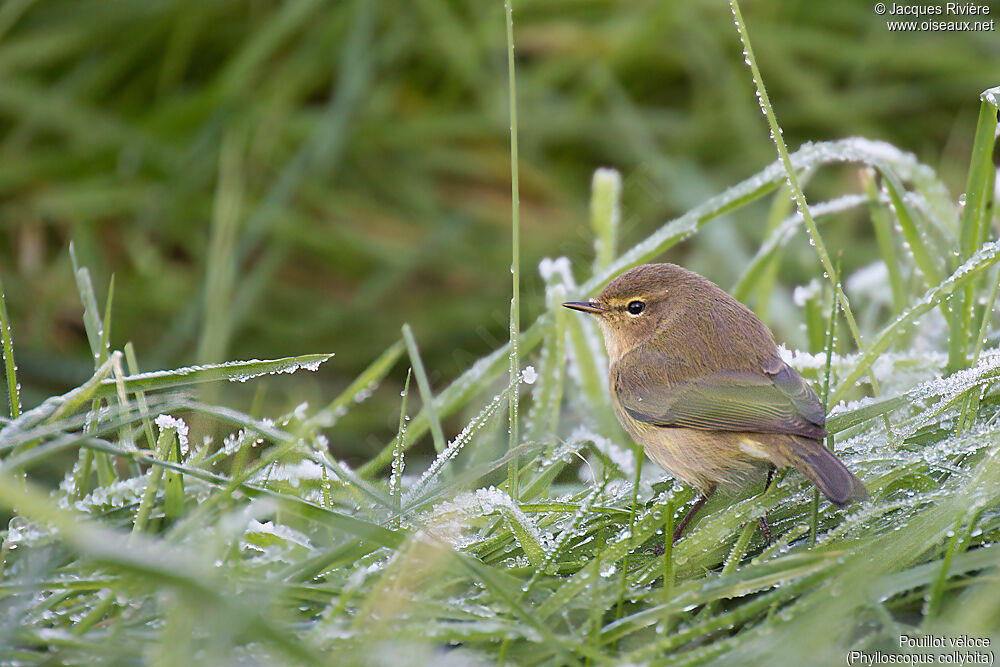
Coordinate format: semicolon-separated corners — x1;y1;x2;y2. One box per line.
7;151;1000;662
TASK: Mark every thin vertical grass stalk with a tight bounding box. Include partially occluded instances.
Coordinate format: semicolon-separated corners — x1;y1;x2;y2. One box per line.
391;368;412;520
730;0;882;403
73;445;94;503
69;245;101;494
505;0;521;501
957;507;984;559
0;274;20;421
401;324;446;455
813;282;838;546
662;497;675;629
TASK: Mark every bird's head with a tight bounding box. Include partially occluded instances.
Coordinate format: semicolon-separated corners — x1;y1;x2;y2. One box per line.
563;264;685;361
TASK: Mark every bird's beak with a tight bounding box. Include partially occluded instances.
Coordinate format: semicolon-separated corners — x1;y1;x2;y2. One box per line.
562;301;606;315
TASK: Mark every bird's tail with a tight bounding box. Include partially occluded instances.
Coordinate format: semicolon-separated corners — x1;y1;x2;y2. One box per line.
773;436;867;507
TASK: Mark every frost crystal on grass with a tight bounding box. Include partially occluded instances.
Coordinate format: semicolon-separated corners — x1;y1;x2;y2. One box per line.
911;350;1000;404
252;459;325;488
106;355;333;386
353;383;378;403
242;519;314;564
73;476;149;512
539;257;575;287
227;356;332;382
828;350;1000;423
982;85;1000;107
6;517;48;548
222;430;241;455
222;427;261;455
521;365;537;385
154;414;190;456
776;344;827;370
792;279;821;307
245;519;313;549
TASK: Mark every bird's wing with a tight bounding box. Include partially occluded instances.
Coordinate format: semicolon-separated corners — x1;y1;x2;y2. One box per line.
613;347;827;439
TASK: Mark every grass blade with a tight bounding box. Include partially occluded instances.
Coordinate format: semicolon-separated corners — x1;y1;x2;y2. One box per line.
0;273;20;421
505;0;522;501
401;323;446;455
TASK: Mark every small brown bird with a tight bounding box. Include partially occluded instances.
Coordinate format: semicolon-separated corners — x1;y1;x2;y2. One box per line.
564;263;867;541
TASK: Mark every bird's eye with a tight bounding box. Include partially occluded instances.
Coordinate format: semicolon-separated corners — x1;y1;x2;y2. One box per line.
626;300;645;315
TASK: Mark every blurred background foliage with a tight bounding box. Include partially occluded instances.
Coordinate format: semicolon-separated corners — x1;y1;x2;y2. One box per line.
0;0;997;460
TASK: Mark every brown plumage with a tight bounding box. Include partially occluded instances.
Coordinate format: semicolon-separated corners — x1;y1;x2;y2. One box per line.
564;263;867;540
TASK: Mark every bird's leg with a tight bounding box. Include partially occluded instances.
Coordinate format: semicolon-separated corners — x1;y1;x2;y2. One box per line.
763;466;776;491
757;467;775;546
673;485;716;542
757;517;771;546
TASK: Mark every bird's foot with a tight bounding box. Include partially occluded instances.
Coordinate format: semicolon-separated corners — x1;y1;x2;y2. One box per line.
757;514;771;546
